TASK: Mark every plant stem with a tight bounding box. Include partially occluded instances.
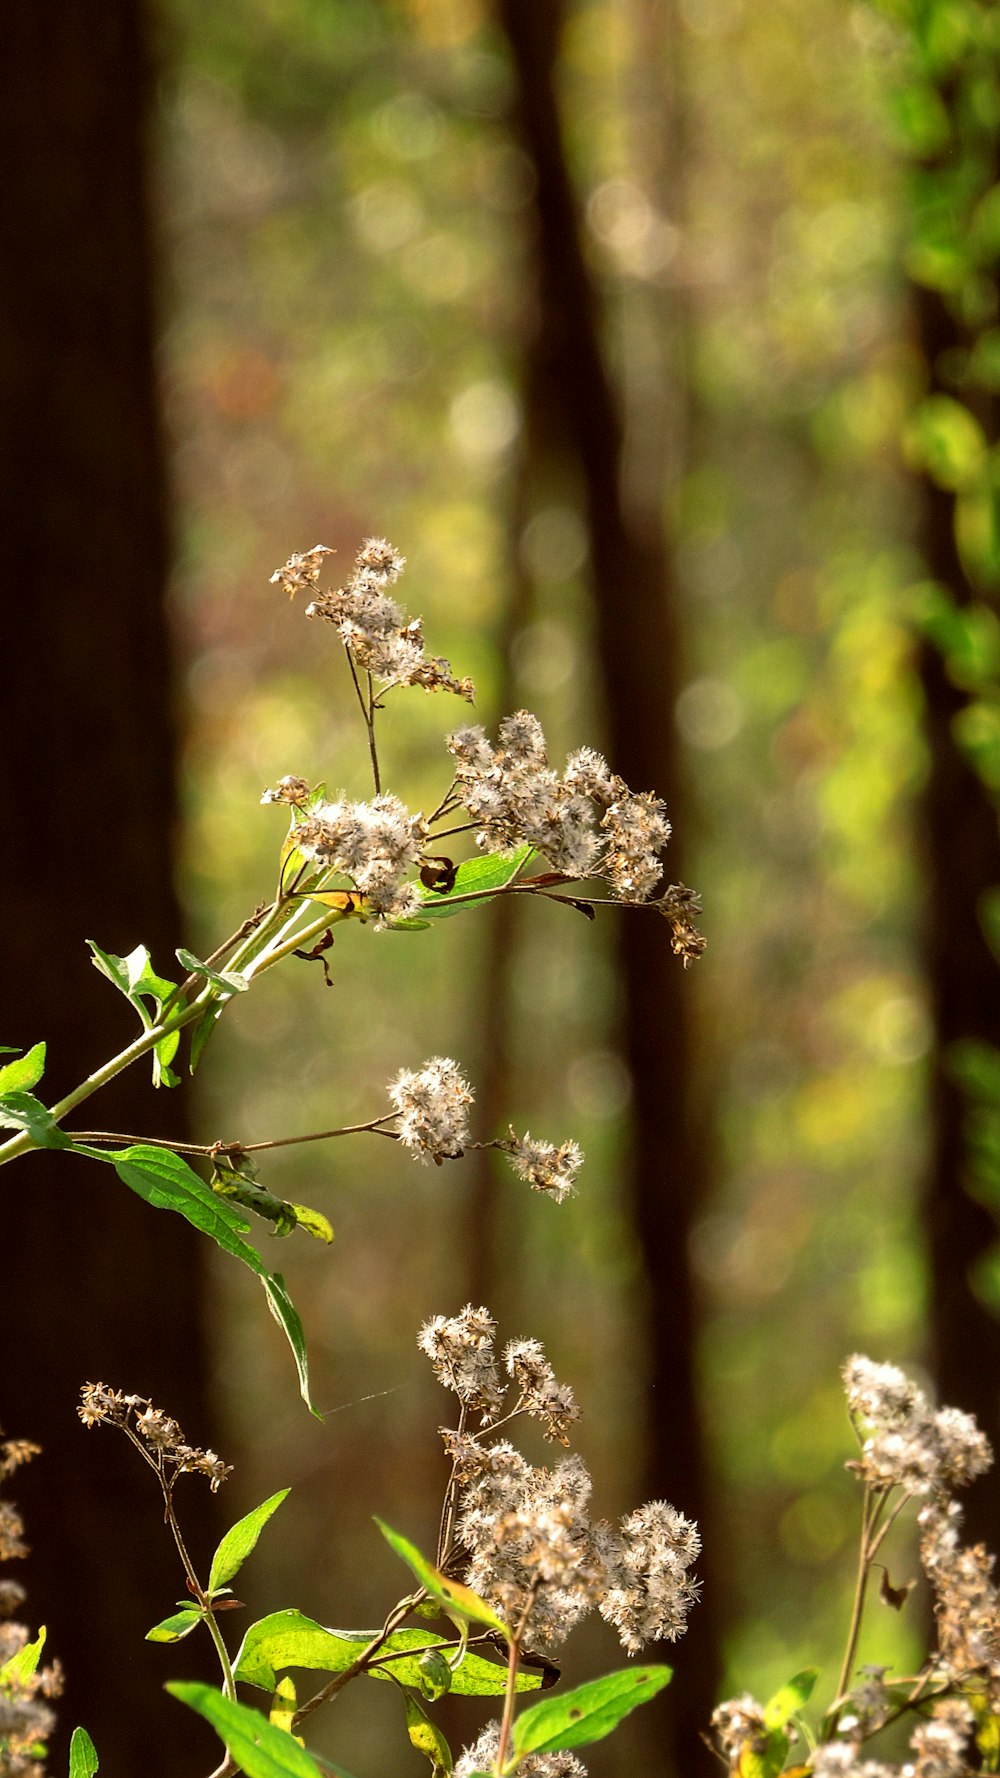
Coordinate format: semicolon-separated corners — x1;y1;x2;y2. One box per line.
292;1593;422;1728
495;1627;523;1774
830;1484;880;1724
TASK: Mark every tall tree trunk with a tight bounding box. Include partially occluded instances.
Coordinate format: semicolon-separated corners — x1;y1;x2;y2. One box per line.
0;3;218;1767
915;275;1000;1551
494;3;719;1767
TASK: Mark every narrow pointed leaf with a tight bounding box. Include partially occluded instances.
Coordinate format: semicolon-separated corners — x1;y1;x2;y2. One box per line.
234;1612;537;1698
416;846;534;922
176;948;249;995
403;1693;452;1776
262;1273;319;1417
189;1001;226;1074
69;1728;99;1778
209;1490;291;1595
763;1668;819;1730
167;1684;323;1778
513;1665;672;1756
146;1609;202;1643
0;1092;70;1148
0;1042;46;1094
111;1146;265;1271
375;1520;508;1635
1;1626;45;1686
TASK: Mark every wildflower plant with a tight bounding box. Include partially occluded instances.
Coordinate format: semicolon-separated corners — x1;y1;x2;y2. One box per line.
0;542;705;1774
710;1357;1000;1778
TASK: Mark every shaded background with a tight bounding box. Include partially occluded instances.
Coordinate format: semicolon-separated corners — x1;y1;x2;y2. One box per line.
4;0;1000;1773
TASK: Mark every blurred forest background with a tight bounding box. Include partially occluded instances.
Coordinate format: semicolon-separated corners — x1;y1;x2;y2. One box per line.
5;0;1000;1775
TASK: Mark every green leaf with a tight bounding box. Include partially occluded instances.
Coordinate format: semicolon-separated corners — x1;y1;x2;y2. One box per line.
176;948;249;995
209;1490;291;1595
188;1001;226;1075
167;1684;323;1778
403;1693;452;1776
111;1146;265;1272
416;1649;453;1702
1;1625;45;1686
146;1609;202;1643
512;1665;672;1756
0;1093;70;1148
763;1668;819;1729
905;395;987;491
234;1612;537;1698
262;1274;320;1418
88;942;184;1086
375;1521;509;1635
0;1042;46;1094
413;846;534;923
69;1728;99;1778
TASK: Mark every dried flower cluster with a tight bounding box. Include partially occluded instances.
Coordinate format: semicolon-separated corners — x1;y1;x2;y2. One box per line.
288;791;427;922
78;1385;232;1491
420;1307;700;1659
843;1355;992;1495
272;539;474;700
0;1435;62;1778
712;1359;999;1778
445;715;670;901
386;1059;583;1199
455;1722;587;1778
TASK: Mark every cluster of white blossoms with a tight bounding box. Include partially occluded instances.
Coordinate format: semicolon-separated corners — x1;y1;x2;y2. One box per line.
446;714;671;902
78;1385;232;1491
420;1307;700;1659
713;1361;997;1778
843;1355;992;1495
0;1434;62;1778
272;539;474;701
387;1060;583;1201
455;1723;587;1778
286;791;427;924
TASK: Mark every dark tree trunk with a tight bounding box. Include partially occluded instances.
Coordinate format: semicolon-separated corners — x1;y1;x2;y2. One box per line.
495;3;719;1768
915;278;1000;1550
0;3;218;1768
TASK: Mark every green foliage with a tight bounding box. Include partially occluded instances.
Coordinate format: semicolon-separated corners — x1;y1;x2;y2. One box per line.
511;1665;673;1756
234;1611;538;1698
208;1489;291;1594
0;1042;46;1094
0;1091;70;1148
0;1626;45;1687
375;1520;509;1635
402;1693;452;1775
167;1684;324;1778
68;1728;99;1778
88;941;184;1088
146;1609;202;1643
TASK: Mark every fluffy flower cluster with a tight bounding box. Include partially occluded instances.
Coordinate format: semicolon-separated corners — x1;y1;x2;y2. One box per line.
389;1058;474;1164
445;714;670;902
273;539;474;701
804;1700;976;1778
291;791;426;923
843;1356;992;1496
78;1385;232;1491
455;1722;587;1777
920;1496;1000;1699
420;1308;700;1656
502;1131;583;1204
386;1059;584;1197
1;1434;62;1778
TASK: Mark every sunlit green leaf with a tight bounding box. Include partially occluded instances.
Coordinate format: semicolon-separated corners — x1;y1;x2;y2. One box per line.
176;947;249;995
0;1042;46;1095
413;845;534;923
234;1612;537;1698
167;1684;323;1778
110;1146;264;1270
512;1665;672;1756
403;1692;452;1776
262;1273;320;1418
375;1520;509;1634
1;1625;45;1686
146;1609;202;1643
0;1093;70;1148
763;1668;819;1729
69;1727;99;1778
209;1490;291;1594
